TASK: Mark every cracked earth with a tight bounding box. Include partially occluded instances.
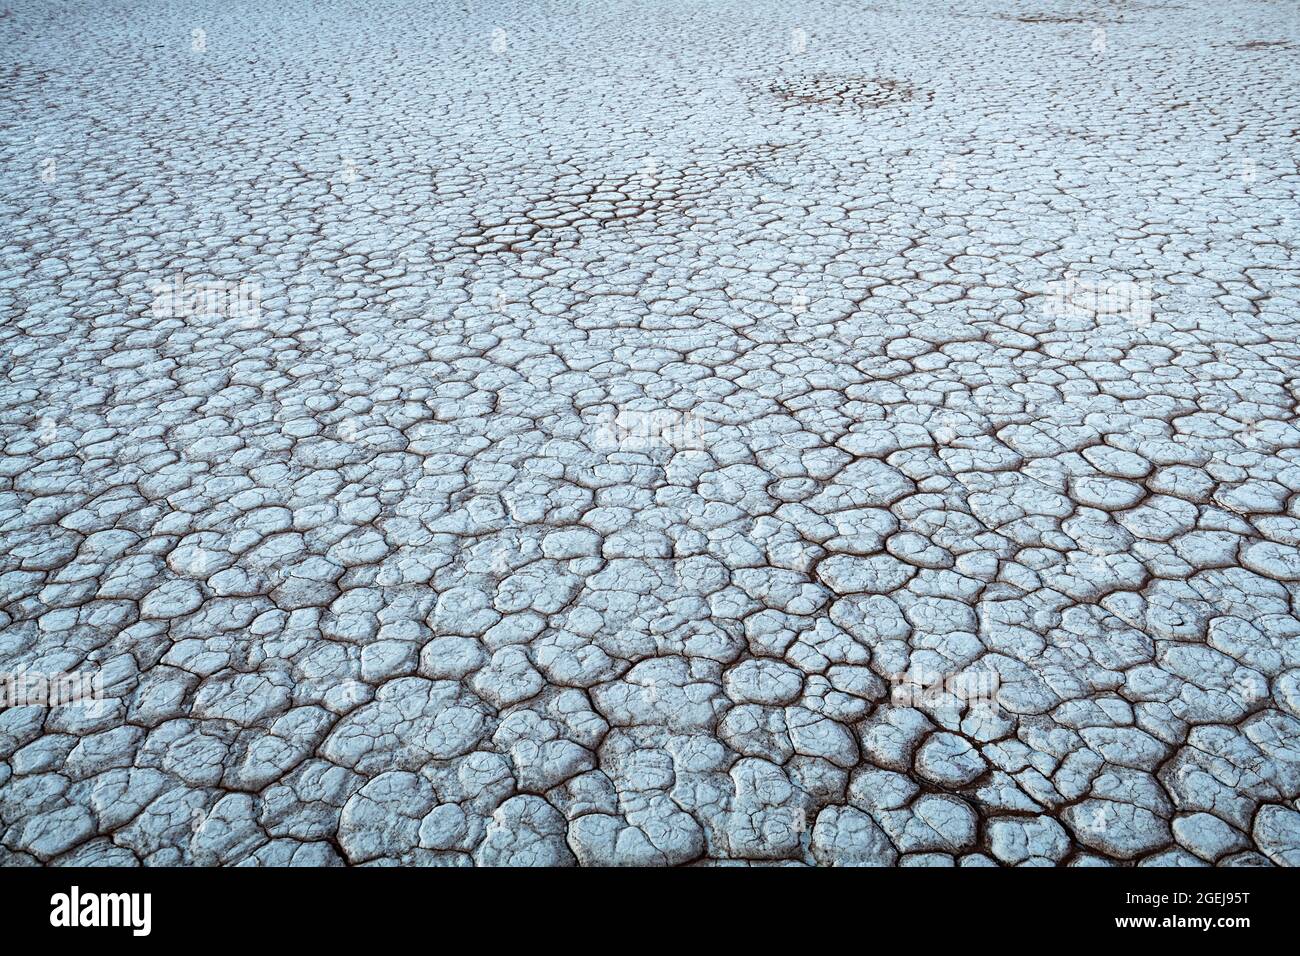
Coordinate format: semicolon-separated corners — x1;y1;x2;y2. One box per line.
2;0;1300;867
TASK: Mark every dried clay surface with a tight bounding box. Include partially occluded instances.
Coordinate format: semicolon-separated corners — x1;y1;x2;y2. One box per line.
1;0;1299;867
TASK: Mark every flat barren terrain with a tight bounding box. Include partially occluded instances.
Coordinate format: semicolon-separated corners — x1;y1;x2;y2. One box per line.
1;0;1298;866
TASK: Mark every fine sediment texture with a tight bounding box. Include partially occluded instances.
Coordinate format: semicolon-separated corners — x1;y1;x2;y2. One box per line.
1;0;1299;867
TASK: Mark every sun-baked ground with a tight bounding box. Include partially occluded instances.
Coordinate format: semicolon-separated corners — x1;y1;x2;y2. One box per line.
1;0;1299;866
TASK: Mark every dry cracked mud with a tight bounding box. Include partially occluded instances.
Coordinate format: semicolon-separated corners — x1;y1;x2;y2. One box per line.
2;0;1299;867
